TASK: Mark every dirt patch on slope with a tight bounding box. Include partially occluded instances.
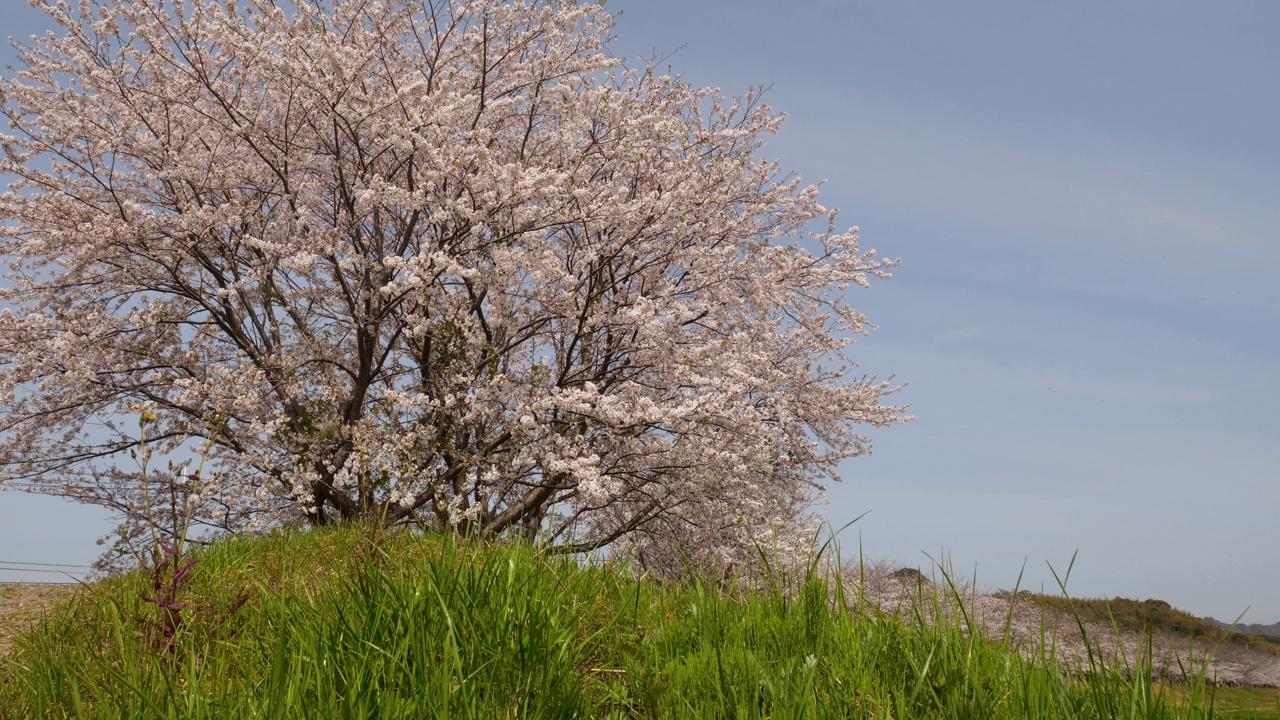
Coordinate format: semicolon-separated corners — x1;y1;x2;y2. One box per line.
0;585;79;658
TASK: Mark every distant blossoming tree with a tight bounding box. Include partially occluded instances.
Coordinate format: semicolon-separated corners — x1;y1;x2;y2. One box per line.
0;0;905;574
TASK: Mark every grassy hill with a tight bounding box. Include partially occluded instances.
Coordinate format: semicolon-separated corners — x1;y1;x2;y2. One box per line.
994;590;1280;658
0;526;1273;718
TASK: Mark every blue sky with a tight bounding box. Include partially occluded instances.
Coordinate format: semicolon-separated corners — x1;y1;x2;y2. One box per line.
2;1;1277;622
606;0;1280;621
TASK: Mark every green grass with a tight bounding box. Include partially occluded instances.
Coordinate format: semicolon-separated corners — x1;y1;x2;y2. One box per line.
1208;687;1280;719
1156;684;1280;719
0;526;1265;718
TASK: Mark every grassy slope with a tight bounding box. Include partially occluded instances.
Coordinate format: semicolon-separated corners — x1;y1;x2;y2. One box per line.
0;526;1274;719
0;584;78;658
995;590;1280;657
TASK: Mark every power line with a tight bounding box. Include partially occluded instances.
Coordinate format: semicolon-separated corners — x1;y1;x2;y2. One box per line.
4;480;184;490
0;580;81;586
0;566;87;575
0;560;92;568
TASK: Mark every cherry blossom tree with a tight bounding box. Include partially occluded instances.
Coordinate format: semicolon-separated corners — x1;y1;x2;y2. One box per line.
0;0;906;574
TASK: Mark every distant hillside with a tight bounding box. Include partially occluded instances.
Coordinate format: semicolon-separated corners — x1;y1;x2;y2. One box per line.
992;592;1280;658
1205;617;1280;638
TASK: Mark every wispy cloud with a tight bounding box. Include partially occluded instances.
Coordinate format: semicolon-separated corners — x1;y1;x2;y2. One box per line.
779;97;1280;275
